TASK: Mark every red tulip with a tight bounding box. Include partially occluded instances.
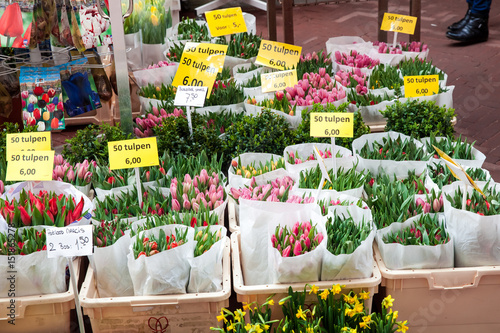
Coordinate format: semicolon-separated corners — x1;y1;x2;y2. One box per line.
0;3;24;38
18;206;31;226
42;93;50;103
33;86;44;96
33;108;41;120
72;197;85;221
47;88;56;98
11;22;31;48
51;117;60;129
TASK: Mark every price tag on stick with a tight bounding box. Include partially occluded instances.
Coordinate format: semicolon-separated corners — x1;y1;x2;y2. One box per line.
6;132;51;156
6;150;55;181
108;137;160;170
46;225;93;258
255;40;302;70
205;7;247;37
310;113;354;138
380;13;418;34
261;70;298;93
404;75;439;98
174;86;208;107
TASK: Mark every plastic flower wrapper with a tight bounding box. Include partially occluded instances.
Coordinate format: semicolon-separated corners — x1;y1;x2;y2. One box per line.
90;219;134;297
427;162;490;189
231;155;285;179
377;213;453;269
0;226;67;297
368;63;404;96
422;134;486;169
188;224;226;293
127;224;194;295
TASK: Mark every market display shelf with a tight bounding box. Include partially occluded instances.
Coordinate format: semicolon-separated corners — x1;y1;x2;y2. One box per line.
0;258;81;333
79;237;231;333
374;243;500;333
231;232;381;321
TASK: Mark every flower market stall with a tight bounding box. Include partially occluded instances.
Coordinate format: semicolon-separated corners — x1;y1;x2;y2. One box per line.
1;2;500;333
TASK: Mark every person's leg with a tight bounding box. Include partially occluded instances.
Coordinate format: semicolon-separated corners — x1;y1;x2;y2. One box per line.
448;1;473;31
446;0;490;43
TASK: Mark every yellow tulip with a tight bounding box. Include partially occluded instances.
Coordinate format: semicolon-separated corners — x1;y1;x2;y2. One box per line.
151;13;159;26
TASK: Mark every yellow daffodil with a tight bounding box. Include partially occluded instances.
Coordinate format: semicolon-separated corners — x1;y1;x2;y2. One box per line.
262;324;270;330
353;301;364;314
217;309;227;323
309;285;319;295
341;328;350;332
234;309;245;322
255;326;264;333
227;321;235;331
359;291;370;300
267;299;274;306
387;309;398;320
296;306;306;320
397;320;409;333
320;289;330;300
245;323;252;330
345;308;355;317
151;6;157;12
306;327;314;333
331;284;342;295
382;295;395;309
359;321;370;329
242;302;250;311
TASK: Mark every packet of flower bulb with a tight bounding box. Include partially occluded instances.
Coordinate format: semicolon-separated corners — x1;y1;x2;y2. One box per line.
0;0;34;48
70;0;112;49
19;66;66;131
55;0;74;47
30;0;50;48
58;58;102;117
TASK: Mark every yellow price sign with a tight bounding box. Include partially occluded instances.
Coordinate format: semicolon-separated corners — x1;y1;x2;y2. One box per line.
261;69;297;93
108;137;159;170
172;43;228;96
6;150;55;181
404;75;439;98
380;13;418;35
6;132;51;156
205;7;247;37
310;113;354;138
255;40;302;70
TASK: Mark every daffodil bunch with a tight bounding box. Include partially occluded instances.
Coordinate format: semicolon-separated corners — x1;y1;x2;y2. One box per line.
211;295;278;332
277;286;323;332
231;156;285;178
123;1;141;34
366;295;409;333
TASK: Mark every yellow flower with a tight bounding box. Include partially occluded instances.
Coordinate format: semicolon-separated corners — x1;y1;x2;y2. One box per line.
320;289;330;300
155;86;160;92
382;295;395;309
234;309;245;322
296;306;306;320
267;299;275;306
242;302;250;311
227;321;235;331
353;301;364;314
216;309;227;323
359;291;370;300
343;294;358;305
359;321;370;329
306;327;314;333
341;328;350;332
151;13;159;26
345;308;355;317
397;320;409;333
262;324;270;330
255;326;264;333
387;309;398;320
309;285;319;294
151;6;157;12
245;323;252;330
362;314;372;323
331;284;342;295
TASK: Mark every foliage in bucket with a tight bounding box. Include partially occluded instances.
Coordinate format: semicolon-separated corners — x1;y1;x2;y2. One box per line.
445;182;500;216
383;213;450;246
425;134;476;160
133;227;188;259
0;228;47;255
326;214;371;255
298;165;368;191
358;135;429;161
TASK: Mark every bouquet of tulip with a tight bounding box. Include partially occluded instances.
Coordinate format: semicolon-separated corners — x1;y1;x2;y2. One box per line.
139;83;177;101
224;33;261;59
134;107;185;138
298;166;367;191
204;79;245;107
176;17;211;42
286;148;341;165
136;208;219;231
371;170;430;195
170;171;226;213
140;152;169;184
53;154;93;186
365;178;423;228
0;228;46;255
165;41;184;62
135;0;170;45
445;182;500;216
334;69;368;94
253;95;295;115
133;227;188;259
369;64;404;92
416;189;444;213
198;109;245;135
296;50;333;79
427;162;489;188
92;187;170;222
145;60;176;69
383;213;449;246
398;57;445;80
193;225;223;257
285;69;346;107
236;62;262;74
374;41;429;53
167;151;223;182
325;215;371;255
239;73;261;88
347;90;393;106
94;220;130;248
231;156;285;178
318;197;366;215
0;189;87;228
425;134;476;160
358;135;429;161
334;50;380;69
91;163;133;190
272;221;323;257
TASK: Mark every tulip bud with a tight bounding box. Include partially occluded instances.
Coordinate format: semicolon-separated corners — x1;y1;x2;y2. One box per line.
172;199;181;211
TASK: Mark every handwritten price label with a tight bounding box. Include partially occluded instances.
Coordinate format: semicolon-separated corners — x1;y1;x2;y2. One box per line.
261;69;298;93
380;13;418;35
6;132;51;156
310;113;354;138
172;43;227;96
404;75;439;98
108;137;159;170
255;40;302;70
205;7;247;37
6;150;54;181
174;86;208;107
47;225;93;258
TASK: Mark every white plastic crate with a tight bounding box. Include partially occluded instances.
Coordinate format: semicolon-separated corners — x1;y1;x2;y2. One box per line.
0;258;80;333
80;237;231;332
232;232;381;321
374;243;500;333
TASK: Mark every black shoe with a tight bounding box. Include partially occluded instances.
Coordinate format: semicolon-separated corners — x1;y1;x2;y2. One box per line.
447;9;472;31
446;14;488;44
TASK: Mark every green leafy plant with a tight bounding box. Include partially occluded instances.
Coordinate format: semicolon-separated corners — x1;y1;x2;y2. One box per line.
358;135;430;161
293;102;370;150
204;79;245;106
61;123;131;164
383;213;450;246
326;214;371;255
381;100;455;138
369;64;404;94
426;134;476;160
236;62;262;74
298;165;368;191
398;57;445;80
427;162;489;188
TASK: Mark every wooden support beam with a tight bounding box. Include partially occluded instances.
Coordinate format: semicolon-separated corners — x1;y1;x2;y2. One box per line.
283;0;294;44
378;0;388;42
410;0;421;42
267;0;277;41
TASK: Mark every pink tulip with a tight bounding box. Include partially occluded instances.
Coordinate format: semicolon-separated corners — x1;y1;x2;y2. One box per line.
66;168;75;182
293;240;302;256
282;245;291;257
172;199;181;211
183;200;191;210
